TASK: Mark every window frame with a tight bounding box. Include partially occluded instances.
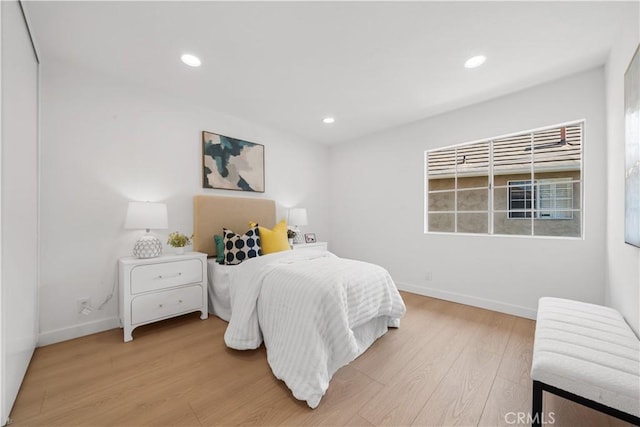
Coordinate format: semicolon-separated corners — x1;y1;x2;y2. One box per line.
424;120;584;239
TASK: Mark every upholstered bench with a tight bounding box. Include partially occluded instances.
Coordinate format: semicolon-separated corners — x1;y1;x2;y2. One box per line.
531;297;640;427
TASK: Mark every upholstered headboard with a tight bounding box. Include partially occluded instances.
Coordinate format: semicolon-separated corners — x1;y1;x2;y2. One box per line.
193;195;276;257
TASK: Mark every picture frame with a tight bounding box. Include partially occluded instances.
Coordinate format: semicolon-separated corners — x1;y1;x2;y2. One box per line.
304;233;317;244
624;45;640;247
202;131;265;192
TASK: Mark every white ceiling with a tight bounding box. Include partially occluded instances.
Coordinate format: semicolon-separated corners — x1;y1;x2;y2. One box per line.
23;1;635;145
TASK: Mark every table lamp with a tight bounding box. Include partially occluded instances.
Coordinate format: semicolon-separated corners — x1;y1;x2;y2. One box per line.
125;201;168;258
288;208;308;244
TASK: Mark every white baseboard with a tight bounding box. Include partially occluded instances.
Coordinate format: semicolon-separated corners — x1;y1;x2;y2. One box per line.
38;316;120;347
395;282;537;320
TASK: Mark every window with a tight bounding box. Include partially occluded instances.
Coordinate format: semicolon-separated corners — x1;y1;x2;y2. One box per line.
508;180;534;219
425;122;583;238
537;179;573;220
508;179;574;220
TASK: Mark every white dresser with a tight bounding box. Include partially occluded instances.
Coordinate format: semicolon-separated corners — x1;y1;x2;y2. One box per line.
118;252;208;342
292;241;328;252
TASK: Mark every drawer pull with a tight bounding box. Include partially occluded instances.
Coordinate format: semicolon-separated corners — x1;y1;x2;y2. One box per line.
155;272;182;280
158;304;164;308
178;299;183;303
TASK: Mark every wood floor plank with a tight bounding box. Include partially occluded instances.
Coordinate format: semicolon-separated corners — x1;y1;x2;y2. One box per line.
278;365;383;426
496;316;535;387
9;293;629;427
478;376;531;426
358;304;488;426
345;413;375;426
95;397;203;427
40;334;220;416
468;310;515;356
6;383;44;421
411;346;502;426
353;299;476;385
543;392;624;427
608;416;638;427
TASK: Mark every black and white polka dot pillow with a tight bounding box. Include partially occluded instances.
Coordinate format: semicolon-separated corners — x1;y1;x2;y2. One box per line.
223;226;262;265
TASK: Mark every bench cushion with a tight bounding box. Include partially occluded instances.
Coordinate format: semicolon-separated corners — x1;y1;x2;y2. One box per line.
531;297;640;417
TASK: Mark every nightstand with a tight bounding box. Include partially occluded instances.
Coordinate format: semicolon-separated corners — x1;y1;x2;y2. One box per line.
118;252;208;342
292;241;328;252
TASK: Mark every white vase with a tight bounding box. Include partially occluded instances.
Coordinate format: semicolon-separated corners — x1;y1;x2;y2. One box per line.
175;247;184;255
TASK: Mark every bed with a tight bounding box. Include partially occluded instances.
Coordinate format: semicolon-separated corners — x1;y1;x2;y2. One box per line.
193;195;406;408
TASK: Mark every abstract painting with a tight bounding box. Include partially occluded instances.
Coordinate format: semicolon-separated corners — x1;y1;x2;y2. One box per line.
202;131;265;192
625;45;640;247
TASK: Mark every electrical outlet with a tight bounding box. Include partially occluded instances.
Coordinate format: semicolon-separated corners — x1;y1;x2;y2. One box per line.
77;297;91;314
425;272;433;281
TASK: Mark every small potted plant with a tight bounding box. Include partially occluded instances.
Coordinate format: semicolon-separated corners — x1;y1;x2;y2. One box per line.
287;229;296;246
167;232;193;255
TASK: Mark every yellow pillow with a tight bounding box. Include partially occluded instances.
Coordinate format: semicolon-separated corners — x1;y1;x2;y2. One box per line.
249;220;291;254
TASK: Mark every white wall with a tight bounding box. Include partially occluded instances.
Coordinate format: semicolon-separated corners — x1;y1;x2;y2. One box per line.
1;0;39;422
605;3;640;336
38;59;330;345
329;68;607;319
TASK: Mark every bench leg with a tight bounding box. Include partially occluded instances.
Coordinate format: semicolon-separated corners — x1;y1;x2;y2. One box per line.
532;380;543;427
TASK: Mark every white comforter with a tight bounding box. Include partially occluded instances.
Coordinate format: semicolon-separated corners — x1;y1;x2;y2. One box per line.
224;250;406;408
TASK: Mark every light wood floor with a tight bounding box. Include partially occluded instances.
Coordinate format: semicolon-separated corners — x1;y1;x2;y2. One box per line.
10;292;634;427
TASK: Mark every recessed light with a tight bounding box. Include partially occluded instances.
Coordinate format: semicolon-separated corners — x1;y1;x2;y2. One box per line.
181;54;201;67
464;55;486;69
323;117;335;124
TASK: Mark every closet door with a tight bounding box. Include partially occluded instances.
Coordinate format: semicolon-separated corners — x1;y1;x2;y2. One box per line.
0;0;39;424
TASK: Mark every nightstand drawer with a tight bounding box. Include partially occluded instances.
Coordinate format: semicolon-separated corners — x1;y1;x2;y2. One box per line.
130;258;203;294
292;242;328;252
131;285;203;325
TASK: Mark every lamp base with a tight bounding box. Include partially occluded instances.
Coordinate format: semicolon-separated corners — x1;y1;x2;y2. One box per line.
133;234;163;258
293;226;305;244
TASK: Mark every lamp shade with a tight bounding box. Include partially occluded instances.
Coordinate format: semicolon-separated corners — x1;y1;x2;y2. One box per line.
288;208;308;226
124;202;168;231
